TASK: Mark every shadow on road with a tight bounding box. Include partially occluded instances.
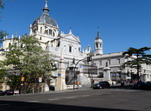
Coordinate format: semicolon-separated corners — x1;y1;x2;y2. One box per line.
0;100;137;111
110;85;151;91
110;85;133;89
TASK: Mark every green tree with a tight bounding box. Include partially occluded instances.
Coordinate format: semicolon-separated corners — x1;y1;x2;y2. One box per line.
3;37;23;90
3;35;53;92
0;30;8;43
4;37;22;68
21;35;53;79
0;0;7;81
0;0;8;43
0;0;4;8
20;35;53;93
122;47;151;80
0;60;6;80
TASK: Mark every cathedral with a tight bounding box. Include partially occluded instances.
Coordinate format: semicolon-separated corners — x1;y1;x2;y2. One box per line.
1;0;151;91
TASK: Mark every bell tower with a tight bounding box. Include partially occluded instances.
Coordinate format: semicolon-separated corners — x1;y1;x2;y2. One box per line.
94;31;103;55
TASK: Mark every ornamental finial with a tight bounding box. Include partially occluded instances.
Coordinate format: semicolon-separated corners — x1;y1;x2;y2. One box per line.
45;0;48;8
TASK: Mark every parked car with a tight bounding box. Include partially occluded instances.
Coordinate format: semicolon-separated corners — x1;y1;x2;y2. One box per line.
93;81;110;89
132;81;146;89
145;81;151;90
3;90;14;95
0;90;5;96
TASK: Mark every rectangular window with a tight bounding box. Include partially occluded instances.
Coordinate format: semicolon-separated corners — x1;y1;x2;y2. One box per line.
117;59;120;64
147;74;149;78
108;60;111;65
100;61;102;66
49;29;52;35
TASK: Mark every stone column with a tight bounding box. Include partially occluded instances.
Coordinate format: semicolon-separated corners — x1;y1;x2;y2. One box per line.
103;62;111;82
55;49;67;91
103;67;111;81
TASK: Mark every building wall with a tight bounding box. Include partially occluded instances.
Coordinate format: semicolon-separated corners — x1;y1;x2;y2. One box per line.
92;52;151;82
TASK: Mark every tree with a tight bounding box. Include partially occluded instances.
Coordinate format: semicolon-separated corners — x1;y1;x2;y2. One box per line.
20;35;53;93
0;0;4;8
0;60;6;79
3;35;53;92
0;0;8;44
0;0;7;81
20;35;53;78
3;37;23;90
0;30;8;43
122;47;151;80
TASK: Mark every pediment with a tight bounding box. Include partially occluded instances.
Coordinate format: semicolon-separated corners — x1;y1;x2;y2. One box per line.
60;34;80;43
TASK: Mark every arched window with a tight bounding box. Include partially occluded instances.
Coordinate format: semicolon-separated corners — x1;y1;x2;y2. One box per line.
40;27;42;33
100;43;102;48
96;42;98;48
69;46;72;52
45;30;48;34
53;32;55;36
57;41;60;47
9;43;11;47
49;29;52;35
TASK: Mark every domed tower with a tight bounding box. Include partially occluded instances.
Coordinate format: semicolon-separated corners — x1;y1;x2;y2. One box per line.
94;31;103;55
30;0;59;42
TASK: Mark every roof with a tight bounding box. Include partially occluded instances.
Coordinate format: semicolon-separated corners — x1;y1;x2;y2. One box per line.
32;15;58;27
32;0;58;27
95;31;101;40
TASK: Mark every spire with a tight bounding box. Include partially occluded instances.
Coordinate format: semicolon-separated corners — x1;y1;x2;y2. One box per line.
97;31;101;38
95;27;101;40
69;27;72;34
43;0;49;16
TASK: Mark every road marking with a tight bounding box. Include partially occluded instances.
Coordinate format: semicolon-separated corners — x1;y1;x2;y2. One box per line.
28;101;39;103
63;96;77;99
48;94;92;101
48;98;60;101
80;95;91;97
0;104;10;107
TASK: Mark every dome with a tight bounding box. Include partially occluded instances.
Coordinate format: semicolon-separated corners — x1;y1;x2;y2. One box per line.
32;15;58;27
32;0;58;28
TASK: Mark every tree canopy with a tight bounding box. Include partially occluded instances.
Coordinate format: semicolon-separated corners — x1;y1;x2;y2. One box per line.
0;0;4;9
3;35;54;91
0;0;8;43
122;47;151;80
0;30;8;43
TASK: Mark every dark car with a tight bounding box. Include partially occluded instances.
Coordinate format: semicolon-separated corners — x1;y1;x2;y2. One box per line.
0;90;5;96
145;81;151;90
93;81;110;89
132;81;146;89
3;90;14;95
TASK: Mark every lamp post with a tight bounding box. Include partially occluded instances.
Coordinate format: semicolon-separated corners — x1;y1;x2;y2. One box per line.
72;58;85;89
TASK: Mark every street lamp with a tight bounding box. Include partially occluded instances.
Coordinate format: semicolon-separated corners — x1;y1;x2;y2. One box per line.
72;58;85;89
71;55;92;89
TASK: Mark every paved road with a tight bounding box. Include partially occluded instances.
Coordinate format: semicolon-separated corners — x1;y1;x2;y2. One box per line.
0;88;151;111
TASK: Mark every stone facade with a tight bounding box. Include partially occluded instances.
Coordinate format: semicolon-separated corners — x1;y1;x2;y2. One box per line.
92;52;151;82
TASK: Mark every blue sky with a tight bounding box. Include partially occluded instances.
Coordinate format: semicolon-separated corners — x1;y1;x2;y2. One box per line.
0;0;151;54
